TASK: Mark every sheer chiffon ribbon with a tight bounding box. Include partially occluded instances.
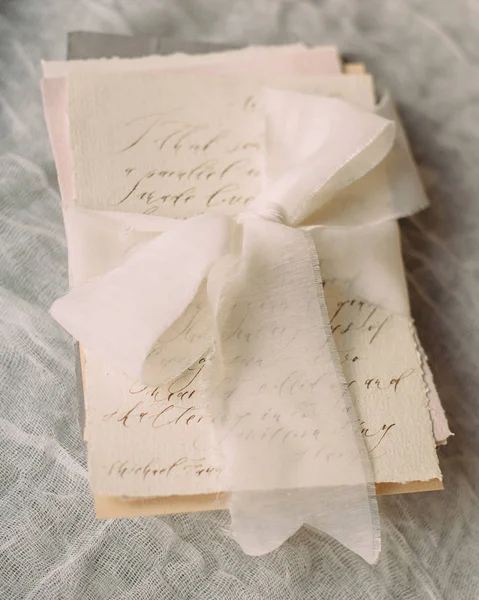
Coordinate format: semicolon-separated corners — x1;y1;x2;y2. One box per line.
51;90;405;562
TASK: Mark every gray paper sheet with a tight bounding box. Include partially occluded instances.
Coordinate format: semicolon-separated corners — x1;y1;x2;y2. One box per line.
68;31;236;59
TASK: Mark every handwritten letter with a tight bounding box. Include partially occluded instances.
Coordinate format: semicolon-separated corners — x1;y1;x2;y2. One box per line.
69;71;441;497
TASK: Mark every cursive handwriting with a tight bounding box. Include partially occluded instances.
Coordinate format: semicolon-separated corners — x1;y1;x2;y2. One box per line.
103;400;208;429
337;349;364;365
328;297;392;345
107;456;222;480
205;183;254;209
129;359;206;405
359;420;396;454
120;111;181;152
122;117;228;155
120;159;258;204
348;368;415;393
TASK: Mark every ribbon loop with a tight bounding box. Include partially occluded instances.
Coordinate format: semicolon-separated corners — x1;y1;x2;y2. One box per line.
258;89;396;227
52;213;236;384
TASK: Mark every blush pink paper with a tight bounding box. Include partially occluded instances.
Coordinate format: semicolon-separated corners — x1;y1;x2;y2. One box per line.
41;78;75;207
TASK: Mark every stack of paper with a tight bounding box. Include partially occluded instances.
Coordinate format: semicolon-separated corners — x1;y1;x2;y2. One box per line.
41;37;451;524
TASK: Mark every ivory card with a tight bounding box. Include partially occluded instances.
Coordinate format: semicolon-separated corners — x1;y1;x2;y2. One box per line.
68;72;373;217
42;44;341;212
66;70;441;497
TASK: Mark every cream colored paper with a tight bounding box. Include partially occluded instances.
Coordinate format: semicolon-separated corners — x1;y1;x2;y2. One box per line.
40;50;450;452
58;85;402;562
41;45;342;221
375;92;452;444
61;71;441;497
68;72;373;218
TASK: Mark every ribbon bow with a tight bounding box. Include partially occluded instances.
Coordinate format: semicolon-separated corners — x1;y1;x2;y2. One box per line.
52;90;398;562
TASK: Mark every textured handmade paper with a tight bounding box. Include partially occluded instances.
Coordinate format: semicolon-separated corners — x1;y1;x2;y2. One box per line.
63;70;441;496
41;50;451;455
67;72;373;218
41;43;342;211
58;83;397;561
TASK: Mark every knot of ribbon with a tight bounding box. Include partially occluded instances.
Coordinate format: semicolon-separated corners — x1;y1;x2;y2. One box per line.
237;202;286;224
51;90;400;562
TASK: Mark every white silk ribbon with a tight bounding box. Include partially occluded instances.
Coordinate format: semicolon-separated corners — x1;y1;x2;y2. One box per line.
51;90;403;562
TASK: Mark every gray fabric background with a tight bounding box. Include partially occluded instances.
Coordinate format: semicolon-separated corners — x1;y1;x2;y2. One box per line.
1;1;478;599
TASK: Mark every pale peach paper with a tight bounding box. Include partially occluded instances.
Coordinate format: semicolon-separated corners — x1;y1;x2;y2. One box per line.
43;44;341;78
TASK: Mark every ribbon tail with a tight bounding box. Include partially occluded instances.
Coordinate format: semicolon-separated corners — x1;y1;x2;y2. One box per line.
51;213;235;385
207;219;379;562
